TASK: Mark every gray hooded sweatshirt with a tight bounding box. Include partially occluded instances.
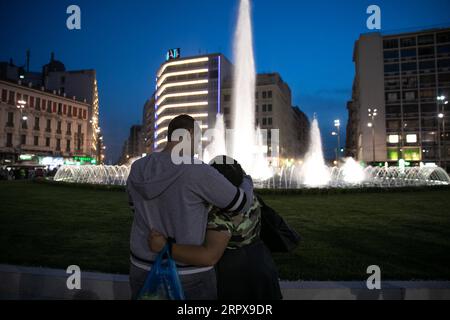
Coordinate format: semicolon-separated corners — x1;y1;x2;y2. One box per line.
126;152;254;273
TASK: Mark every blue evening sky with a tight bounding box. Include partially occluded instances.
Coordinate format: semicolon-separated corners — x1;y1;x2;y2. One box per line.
1;0;449;161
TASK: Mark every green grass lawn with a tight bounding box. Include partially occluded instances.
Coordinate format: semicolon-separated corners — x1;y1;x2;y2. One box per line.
1;180;450;281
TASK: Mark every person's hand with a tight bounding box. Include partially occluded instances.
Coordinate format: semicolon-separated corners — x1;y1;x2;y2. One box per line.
148;229;167;253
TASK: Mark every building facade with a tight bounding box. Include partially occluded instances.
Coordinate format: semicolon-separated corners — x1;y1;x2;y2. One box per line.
146;52;309;160
0;54;101;166
222;73;309;159
0;80;93;165
142;95;155;154
347;28;450;170
118;125;145;164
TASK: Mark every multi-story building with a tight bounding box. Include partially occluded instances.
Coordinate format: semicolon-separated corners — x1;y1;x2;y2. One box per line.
347;28;450;170
222;73;308;158
153;52;233;150
142;95;155;154
148;52;309;160
0;80;93;165
0;53;101;166
291;106;310;157
118;125;145;164
43;55;101;163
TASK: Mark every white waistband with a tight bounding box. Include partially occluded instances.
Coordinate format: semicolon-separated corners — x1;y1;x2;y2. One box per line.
130;256;213;276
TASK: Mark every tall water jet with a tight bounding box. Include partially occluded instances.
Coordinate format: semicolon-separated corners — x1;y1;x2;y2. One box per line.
203;114;227;164
231;0;257;174
300;117;331;187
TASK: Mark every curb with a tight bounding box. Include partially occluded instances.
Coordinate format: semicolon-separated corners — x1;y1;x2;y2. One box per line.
1;264;450;300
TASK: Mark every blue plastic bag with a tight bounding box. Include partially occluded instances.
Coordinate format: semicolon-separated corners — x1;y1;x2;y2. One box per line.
137;243;185;300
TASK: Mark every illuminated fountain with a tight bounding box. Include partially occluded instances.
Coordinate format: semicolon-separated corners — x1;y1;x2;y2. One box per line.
226;0;272;180
299;117;331;187
53;0;450;188
54;165;129;185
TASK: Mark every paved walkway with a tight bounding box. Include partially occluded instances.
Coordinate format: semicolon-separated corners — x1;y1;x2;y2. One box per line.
1;264;450;300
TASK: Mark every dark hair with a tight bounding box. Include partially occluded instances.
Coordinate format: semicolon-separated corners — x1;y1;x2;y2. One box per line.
209;155;244;187
167;115;195;142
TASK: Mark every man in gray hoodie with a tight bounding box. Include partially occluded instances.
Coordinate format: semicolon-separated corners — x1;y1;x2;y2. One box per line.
127;115;254;300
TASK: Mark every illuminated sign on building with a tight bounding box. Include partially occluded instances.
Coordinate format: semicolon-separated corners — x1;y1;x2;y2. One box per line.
19;154;35;161
73;156;96;164
166;48;181;61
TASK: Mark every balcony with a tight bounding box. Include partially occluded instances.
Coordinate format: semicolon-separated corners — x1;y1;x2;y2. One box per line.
33;126;40;131
45;128;51;133
6;122;14;128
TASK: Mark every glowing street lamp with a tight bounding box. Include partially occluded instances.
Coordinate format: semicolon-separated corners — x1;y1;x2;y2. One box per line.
333;119;341;163
16;99;27;151
368;108;378;163
437;95;448;168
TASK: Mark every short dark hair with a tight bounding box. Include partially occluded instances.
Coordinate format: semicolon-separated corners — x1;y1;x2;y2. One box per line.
167;115;195;142
209;155;244;187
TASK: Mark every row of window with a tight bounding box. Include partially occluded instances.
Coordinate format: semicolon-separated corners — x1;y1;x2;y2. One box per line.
222;117;273;127
223;104;273;115
256;91;273;99
387;133;418;144
5;133;83;151
386;90;449;102
383;32;450;49
161;72;208;86
256;104;273;112
1;89;88;119
385;74;450;90
386;132;449;146
5;112;83;134
256;117;273;126
223;90;274;103
386;103;445;114
386;118;447;130
384;45;450;60
384;59;450;74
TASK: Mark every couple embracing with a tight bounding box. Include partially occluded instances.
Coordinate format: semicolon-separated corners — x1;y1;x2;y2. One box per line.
127;115;282;300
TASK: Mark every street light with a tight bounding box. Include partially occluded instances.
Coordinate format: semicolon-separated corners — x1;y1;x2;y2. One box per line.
16;99;27;158
368;108;378;163
333;119;341;164
437;95;448;169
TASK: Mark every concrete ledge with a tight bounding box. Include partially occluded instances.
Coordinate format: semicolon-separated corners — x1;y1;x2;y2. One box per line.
1;264;450;300
0;264;130;300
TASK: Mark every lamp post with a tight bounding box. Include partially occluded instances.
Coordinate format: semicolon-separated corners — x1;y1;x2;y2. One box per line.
437;95;448;169
333;119;341;164
368;108;378;164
